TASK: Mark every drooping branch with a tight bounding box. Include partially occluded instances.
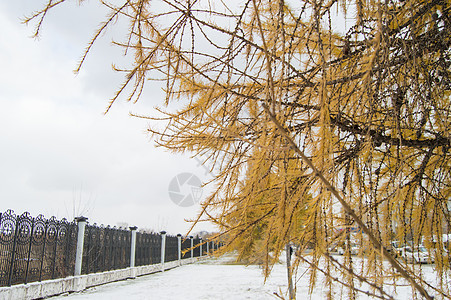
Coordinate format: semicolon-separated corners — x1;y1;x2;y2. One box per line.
261;103;434;300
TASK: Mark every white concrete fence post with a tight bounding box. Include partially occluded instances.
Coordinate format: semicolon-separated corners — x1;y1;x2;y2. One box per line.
74;216;88;276
190;236;194;259
206;238;209;255
199;238;203;257
160;231;166;271
130;226;138;268
177;234;182;266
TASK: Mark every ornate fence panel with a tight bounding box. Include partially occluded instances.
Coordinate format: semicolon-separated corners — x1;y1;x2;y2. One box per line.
55;218;77;279
148;232;161;264
208;241;214;254
181;238;189;259
165;235;178;262
201;241;208;256
0;210;77;287
82;224;130;274
193;237;201;257
135;232;150;266
135;231;161;266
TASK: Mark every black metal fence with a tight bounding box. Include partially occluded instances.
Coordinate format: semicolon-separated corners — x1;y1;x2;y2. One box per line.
0;210;77;286
193;237;201;257
202;241;210;256
82;224;131;274
135;231;161;266
181;238;191;259
165;235;178;262
179;237;210;258
0;209;221;287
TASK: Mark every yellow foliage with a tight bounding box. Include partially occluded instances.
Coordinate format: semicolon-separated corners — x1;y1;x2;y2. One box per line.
28;0;451;298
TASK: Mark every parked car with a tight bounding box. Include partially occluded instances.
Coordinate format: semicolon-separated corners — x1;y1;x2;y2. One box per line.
399;246;434;264
388;240;404;257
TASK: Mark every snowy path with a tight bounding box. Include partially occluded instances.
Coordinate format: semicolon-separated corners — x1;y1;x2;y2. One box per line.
51;254;294;300
50;254;442;299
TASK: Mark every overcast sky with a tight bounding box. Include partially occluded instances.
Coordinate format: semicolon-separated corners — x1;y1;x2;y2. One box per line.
0;1;217;234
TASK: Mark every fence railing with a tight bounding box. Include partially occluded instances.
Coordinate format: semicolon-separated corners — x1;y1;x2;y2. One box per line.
0;210;77;286
0;209;223;287
135;231;161;266
81;224;131;275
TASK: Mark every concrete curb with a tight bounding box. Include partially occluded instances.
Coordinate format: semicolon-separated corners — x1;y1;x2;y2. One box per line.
0;257;202;300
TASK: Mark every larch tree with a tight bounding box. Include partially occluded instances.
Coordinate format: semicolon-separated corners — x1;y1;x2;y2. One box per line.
27;0;450;299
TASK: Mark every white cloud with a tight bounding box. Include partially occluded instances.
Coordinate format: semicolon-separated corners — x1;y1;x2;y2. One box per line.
0;1;216;235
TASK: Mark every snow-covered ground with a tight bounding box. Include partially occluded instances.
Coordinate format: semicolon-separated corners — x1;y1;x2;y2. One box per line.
50;253;445;299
